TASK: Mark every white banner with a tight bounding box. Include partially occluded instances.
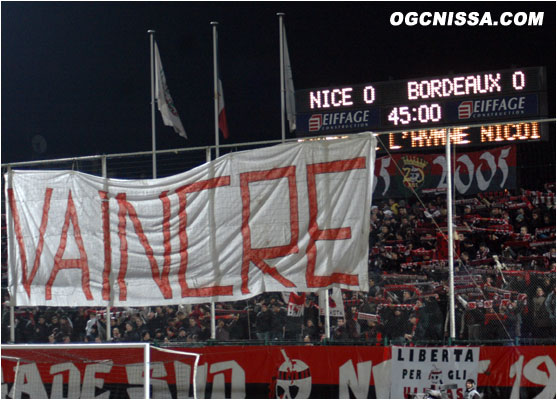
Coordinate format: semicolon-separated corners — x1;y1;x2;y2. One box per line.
391;346;481;399
319;287;345;318
6;134;376;306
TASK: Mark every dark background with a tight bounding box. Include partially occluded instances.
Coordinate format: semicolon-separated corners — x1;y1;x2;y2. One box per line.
2;2;555;175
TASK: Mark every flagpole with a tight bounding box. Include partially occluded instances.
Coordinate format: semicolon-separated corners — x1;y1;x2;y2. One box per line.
148;29;157;179
277;13;286;143
211;22;220;158
324;289;331;340
446;128;456;342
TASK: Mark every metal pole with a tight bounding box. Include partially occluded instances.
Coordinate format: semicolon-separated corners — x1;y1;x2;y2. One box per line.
148;30;157;179
206;147;212;164
6;166;16;343
101;156;111;342
211;22;220;158
277;13;286;143
324;290;331;340
144;343;151;399
10;304;15;343
446;129;456;340
210;302;216;340
206;95;218;340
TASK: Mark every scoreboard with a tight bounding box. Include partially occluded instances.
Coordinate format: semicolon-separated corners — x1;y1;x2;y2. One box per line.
295;66;548;148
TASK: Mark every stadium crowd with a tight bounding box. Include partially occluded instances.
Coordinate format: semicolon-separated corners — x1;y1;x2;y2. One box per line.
1;188;555;345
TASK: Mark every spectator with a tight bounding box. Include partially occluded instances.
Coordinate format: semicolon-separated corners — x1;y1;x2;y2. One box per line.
111;327;122;342
270;304;286;340
500;302;520;341
381;308;406;343
85;324;99;343
344;307;361;340
59;314;73;338
545;288;556;331
227;314;246;340
49;314;61;336
72;308;88;342
364;319;382;343
461;306;484;341
153;328;165;342
532;287;552;338
300;319;318;341
85;313;100;338
33;314;50;343
198;319;211;341
404;313;424;342
132;314;147;334
176;327;188;342
475;243;490;260
284;314;303;341
529;210;543;232
175;311;187;330
465;379;481;399
122;322;140;342
164;327;178;343
255;303;272;341
185;317;202;338
141;330;151;342
215;319;230;341
145;310;163;336
483;307;505;340
332;318;349;341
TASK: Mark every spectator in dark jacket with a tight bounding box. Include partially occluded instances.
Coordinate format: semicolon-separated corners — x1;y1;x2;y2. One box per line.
255;303;272;341
270;304;286;340
215;319;230;341
532;287;552;338
332;318;349;341
227;314;246;340
185;317;202;338
382;308;406;343
122;322;140;342
302;319;319;341
33;314;51;343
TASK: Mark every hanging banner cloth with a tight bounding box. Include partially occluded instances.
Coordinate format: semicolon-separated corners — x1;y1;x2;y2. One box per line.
6;134;376;306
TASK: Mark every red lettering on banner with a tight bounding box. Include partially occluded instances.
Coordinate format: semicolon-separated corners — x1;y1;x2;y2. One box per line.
176;176;234;297
46;191;93;300
240;167;298;294
7;188;53;298
115;193;172;301
306;158;365;287
160;191;173;295
99;191;111;301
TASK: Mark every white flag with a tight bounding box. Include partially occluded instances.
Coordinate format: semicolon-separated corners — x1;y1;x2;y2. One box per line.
217;78;229;139
283;27;296;132
154;41;187;139
282;292;306;317
319;288;345;318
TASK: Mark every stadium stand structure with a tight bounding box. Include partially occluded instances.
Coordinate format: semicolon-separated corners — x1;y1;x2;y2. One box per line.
1;138;555;399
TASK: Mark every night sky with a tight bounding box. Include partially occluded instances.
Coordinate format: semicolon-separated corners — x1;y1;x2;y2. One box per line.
1;2;555;164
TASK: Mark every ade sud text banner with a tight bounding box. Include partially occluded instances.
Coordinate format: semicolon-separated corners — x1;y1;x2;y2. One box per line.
5;134;376;307
373;145;516;200
1;345;554;399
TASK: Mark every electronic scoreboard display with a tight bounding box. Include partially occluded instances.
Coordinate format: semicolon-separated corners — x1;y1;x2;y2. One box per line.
295;66;548;148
